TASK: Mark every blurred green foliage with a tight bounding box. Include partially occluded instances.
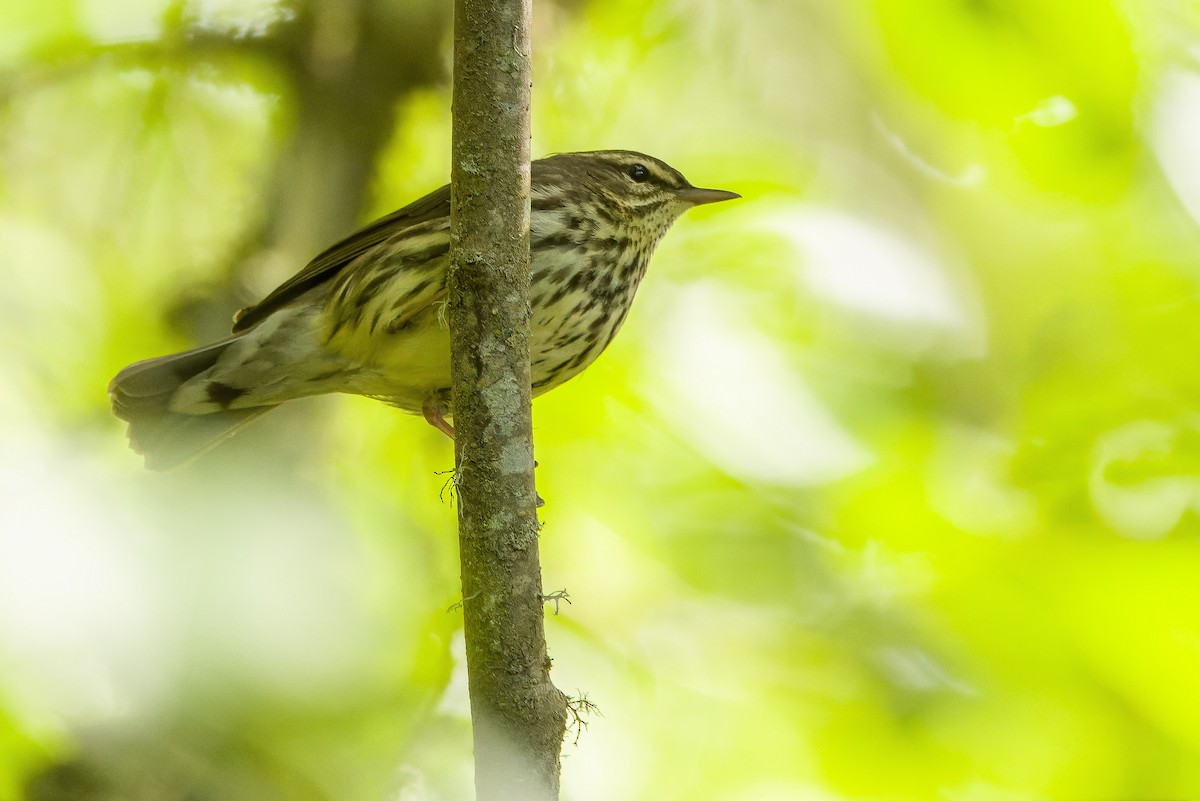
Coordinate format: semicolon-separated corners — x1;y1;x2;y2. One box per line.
2;0;1200;799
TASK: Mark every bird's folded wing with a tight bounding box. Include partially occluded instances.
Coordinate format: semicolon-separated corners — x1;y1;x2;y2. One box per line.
233;183;452;333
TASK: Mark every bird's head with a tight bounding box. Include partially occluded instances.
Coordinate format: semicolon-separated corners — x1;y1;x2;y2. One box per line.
534;150;739;240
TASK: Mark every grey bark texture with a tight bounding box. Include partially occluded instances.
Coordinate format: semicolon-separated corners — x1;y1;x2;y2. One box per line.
448;1;568;799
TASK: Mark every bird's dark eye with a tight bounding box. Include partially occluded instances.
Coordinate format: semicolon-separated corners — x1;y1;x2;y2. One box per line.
628;163;649;182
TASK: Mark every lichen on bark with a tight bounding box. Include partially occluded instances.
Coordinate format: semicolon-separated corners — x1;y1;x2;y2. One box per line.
447;0;567;799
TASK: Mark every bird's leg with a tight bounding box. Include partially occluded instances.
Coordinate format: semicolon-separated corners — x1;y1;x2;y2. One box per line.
424;395;545;507
426;398;459;506
422;399;456;439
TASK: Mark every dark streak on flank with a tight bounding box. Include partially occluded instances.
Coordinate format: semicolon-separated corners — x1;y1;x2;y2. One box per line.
566;347;593;370
406;278;433;301
532;193;565;213
326;315;346;343
355;268;396;309
555;331;585;348
566;270;591;294
547;284;572;306
533;231;578;251
206;381;246;409
544;356;570;378
410;239;450;264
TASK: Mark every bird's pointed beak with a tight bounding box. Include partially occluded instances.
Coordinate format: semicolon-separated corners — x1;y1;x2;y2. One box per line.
677;186;741;206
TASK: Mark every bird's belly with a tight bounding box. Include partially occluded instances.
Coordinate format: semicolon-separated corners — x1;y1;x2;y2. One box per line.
334;282;631;409
342;305;453;413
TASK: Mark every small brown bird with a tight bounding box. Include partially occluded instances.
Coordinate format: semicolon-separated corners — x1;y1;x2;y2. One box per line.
109;150;738;468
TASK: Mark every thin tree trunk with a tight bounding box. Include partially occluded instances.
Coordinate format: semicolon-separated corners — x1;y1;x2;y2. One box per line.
448;1;567;800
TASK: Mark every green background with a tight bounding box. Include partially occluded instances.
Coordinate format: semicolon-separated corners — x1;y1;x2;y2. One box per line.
2;0;1200;799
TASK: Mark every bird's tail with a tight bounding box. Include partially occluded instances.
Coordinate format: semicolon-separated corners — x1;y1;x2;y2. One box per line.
108;336;275;470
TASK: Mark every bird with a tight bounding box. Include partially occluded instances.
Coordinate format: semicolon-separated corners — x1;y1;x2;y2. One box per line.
109;150;739;469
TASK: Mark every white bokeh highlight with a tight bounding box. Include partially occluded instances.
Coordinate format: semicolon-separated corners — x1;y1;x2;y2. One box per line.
774;208;980;354
654;286;873;486
1150;69;1200;227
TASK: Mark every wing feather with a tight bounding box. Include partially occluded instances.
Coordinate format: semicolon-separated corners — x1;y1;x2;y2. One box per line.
233;183;451;333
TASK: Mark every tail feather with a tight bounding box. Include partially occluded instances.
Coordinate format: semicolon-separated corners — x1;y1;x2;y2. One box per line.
109;337;276;470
